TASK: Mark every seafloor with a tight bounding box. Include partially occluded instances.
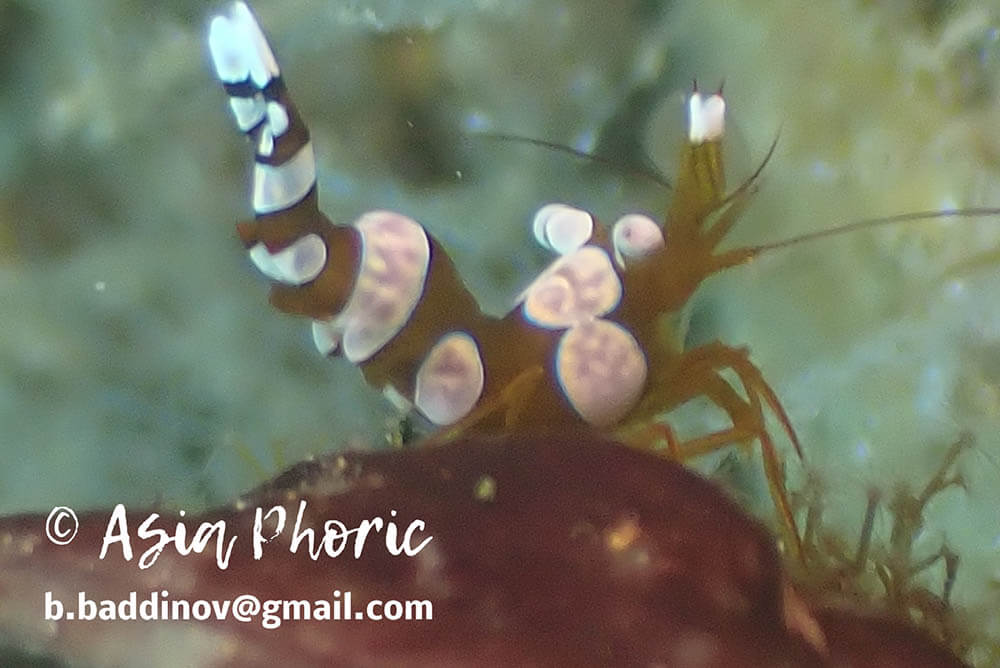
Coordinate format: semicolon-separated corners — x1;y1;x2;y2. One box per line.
1;0;999;663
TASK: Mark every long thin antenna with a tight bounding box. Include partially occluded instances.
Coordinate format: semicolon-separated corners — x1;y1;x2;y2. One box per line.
751;208;1000;254
468;131;673;190
711;207;1000;270
722;128;781;207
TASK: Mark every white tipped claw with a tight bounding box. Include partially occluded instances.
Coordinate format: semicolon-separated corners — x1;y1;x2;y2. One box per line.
531;203;594;255
209;1;280;87
688;91;725;144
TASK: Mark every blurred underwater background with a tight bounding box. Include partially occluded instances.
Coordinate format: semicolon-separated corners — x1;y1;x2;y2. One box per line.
2;0;1000;662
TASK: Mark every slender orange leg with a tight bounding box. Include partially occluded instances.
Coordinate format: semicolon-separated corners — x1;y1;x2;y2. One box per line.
672;341;803;459
620;344;805;561
688;370;803;562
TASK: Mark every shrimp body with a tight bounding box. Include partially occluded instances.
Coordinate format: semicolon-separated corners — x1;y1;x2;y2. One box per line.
209;2;803;550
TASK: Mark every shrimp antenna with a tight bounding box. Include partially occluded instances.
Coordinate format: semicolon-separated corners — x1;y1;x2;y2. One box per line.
721;127;782;209
468;131;673;190
712;207;1000;271
752;208;1000;255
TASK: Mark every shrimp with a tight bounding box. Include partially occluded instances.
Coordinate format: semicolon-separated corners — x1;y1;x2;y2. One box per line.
207;2;1000;563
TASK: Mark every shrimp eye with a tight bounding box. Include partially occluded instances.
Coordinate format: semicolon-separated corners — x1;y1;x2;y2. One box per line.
611;214;665;268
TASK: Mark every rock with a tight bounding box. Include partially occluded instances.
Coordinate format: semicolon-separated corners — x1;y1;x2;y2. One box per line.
0;431;964;667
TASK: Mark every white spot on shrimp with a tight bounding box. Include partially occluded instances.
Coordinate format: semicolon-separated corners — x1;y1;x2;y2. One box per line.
252;141;316;214
228;94;266;131
414;331;485;425
255;102;290;157
257;129;274;157
555;318;646;426
519;246;621;329
531;203;593;255
338;211;431;363
611;213;664;268
266;101;289;136
208;2;280;88
248;233;326;285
